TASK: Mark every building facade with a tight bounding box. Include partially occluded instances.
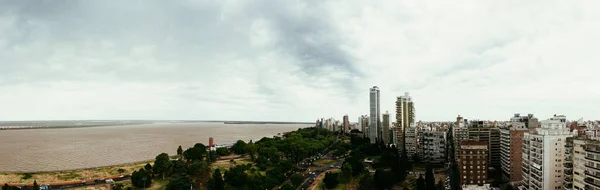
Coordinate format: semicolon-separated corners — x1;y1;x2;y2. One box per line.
395;92;415;151
405;126;418;160
382;111;390;144
500;122;529;183
422;130;446;164
520;115;573;190
490;128;501;169
459;141;489;186
369;86;381;144
511;113;540;130
343;115;349;134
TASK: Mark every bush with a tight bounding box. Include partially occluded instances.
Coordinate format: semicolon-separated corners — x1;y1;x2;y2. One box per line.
290;173;305;187
323;172;339;189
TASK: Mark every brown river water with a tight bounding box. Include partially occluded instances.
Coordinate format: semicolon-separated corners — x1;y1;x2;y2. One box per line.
0;122;307;172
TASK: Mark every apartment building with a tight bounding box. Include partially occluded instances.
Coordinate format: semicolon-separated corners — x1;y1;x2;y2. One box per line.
511;113;540;130
422;130;446;164
500;122;529;183
569;137;600;190
520;115;573;190
369;86;381;144
405;126;418;160
459;141;489;185
490;128;501;169
396;92;415;151
564;137;574;190
383;111;390;144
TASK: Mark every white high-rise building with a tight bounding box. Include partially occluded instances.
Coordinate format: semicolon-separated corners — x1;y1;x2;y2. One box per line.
520;115;574;190
369;86;381;144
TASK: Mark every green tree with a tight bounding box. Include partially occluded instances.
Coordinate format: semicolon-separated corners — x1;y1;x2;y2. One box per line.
426;164;435;190
131;168;152;188
374;169;396;190
341;162;353;183
290;173;305;187
266;168;286;183
281;184;295;190
33;180;39;190
4;183;9;190
417;175;425;190
224;165;249;187
208;169;225;190
216;147;230;156
231;140;247;155
323;172;339;189
184;143;207;161
177;145;183;156
208;150;218;162
187;160;210;177
154;153;172;179
166;174;192;190
171;159;187;174
358;175;375;190
144;163;152;172
245;142;258;161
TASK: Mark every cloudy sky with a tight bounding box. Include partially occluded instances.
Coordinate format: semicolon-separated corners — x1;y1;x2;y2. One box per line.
1;0;599;122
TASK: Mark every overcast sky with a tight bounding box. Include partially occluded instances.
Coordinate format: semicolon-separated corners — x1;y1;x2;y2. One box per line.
1;0;599;122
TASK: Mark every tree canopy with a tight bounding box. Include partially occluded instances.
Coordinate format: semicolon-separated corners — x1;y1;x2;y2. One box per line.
154;153;172;179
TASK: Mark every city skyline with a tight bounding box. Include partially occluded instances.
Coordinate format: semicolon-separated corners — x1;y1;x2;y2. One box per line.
1;1;600;121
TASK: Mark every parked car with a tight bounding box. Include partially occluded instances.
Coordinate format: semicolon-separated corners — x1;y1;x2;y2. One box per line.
105;179;114;184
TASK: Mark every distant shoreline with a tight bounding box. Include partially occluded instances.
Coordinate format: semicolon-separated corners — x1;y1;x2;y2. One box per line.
0;120;314;130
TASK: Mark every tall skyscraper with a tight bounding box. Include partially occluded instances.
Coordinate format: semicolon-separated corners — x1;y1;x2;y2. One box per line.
382;111;390;144
520;115;574;190
369;86;381;144
396;92;415;150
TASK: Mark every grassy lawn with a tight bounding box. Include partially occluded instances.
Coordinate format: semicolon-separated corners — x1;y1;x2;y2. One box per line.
314;159;336;167
211;158;252;170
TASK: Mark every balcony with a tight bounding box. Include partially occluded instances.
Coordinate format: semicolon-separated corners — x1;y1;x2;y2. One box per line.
586;156;600;162
586;146;600;154
585;177;600;188
586;163;600;171
587;170;600;180
530;179;542;189
564;183;573;189
565;169;573;175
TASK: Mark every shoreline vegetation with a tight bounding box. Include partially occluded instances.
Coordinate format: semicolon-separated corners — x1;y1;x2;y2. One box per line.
1;127;337;190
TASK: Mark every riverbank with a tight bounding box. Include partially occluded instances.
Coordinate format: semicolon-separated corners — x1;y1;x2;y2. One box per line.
0;160;149;184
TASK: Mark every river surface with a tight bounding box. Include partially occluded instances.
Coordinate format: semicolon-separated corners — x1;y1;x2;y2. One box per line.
0;122;307;172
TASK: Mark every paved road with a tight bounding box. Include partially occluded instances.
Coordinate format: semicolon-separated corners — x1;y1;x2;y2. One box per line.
298;155;344;190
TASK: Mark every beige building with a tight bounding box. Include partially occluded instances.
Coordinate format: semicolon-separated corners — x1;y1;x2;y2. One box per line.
395;92;414;151
570;137;600;190
520;115;574;190
382;111;390;144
